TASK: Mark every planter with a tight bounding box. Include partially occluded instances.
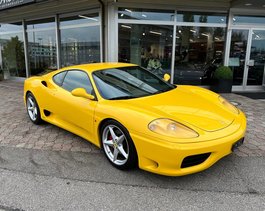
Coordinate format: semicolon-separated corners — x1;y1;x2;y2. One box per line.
211;79;232;93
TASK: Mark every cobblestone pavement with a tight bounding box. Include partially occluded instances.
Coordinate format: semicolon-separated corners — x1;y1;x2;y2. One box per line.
0;80;264;157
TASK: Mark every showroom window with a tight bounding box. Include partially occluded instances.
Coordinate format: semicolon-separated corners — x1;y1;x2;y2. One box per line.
118;8;174;78
26;18;57;76
118;8;175;21
118;8;227;85
177;11;227;24
119;24;173;77
59;12;101;67
232;15;265;25
174;26;226;85
0;22;26;78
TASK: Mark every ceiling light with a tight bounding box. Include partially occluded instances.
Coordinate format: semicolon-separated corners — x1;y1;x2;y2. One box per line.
190;29;196;33
121;25;131;29
176;36;180;39
142;32;146;36
78;15;98;21
245;3;252;6
233;18;236;21
142;14;147;18
120;13;124;17
201;33;209;37
125;9;132;13
178;30;182;33
150;30;162;35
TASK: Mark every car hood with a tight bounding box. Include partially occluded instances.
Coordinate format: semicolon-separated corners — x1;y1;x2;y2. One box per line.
122;86;235;132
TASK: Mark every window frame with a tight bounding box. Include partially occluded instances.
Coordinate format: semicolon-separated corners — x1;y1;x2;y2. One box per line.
52;70;67;86
55;69;97;100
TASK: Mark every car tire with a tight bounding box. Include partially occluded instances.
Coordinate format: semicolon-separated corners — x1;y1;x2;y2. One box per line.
100;120;138;170
26;92;43;125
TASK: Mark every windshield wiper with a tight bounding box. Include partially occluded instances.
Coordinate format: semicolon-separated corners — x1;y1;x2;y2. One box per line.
153;87;174;94
108;96;136;100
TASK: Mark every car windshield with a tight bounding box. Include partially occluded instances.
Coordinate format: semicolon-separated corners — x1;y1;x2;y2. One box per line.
93;66;176;100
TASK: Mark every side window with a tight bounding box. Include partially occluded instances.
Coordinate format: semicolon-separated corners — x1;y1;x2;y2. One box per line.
53;71;67;86
61;70;93;94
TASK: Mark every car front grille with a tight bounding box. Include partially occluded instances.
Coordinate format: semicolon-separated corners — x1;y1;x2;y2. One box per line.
181;153;211;168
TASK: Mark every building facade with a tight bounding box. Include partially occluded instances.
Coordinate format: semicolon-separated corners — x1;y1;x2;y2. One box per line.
0;0;265;91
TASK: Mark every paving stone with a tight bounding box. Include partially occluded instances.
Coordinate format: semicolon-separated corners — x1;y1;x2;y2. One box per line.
0;81;265;157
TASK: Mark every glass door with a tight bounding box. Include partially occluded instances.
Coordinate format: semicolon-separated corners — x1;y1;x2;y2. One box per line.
228;29;249;88
247;30;265;87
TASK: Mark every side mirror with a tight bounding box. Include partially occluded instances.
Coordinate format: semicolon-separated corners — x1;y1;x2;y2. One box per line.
163;73;171;82
71;88;95;100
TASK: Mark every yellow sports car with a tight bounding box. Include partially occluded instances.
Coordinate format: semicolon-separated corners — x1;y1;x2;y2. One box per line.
24;63;247;176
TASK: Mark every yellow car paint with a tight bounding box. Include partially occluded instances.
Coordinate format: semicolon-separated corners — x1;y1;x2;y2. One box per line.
24;63;247;176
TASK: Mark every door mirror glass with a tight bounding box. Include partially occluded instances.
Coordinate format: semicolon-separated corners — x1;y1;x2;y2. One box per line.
163;73;171;82
71;88;95;100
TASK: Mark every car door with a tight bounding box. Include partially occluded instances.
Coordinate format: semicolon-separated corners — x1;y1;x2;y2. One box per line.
54;69;97;141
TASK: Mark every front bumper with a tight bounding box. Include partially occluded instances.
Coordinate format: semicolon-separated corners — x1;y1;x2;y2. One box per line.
130;111;247;176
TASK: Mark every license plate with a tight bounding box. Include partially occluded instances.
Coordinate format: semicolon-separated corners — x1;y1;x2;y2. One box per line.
232;138;244;152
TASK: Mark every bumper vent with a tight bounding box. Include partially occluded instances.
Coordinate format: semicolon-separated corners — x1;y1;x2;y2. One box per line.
181;153;211;168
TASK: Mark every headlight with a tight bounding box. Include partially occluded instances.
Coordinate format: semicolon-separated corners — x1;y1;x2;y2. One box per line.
219;96;239;114
148;118;199;138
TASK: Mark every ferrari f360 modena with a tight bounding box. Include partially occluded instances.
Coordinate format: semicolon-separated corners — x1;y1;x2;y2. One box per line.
24;63;247;176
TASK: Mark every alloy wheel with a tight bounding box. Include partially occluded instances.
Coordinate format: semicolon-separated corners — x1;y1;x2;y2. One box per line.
27;95;38;121
102;125;129;166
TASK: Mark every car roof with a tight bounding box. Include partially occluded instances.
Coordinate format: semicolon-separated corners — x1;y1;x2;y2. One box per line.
59;62;137;73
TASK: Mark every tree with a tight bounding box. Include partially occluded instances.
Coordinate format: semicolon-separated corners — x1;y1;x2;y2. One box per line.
2;36;25;77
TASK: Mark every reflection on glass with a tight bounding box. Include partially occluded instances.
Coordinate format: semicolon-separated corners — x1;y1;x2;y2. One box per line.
118;24;173;78
247;30;265;85
229;29;248;86
27;18;57;76
60;14;101;67
233;15;265;25
0;23;26;78
118;8;175;21
174;26;226;85
60;13;99;26
26;18;55;30
177;11;227;24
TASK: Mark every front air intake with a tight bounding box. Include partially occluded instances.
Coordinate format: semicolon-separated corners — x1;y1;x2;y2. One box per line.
181;153;211;168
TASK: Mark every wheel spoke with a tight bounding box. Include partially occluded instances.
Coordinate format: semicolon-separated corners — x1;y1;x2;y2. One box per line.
103;138;114;146
117;135;125;144
34;107;38;115
109;126;117;140
28;106;34;111
113;148;119;161
28;98;34;106
117;145;128;159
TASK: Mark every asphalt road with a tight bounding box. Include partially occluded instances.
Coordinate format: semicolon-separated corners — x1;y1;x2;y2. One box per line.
0;146;264;211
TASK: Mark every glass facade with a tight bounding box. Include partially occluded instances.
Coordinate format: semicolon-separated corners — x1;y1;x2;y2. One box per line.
60;13;101;67
247;30;265;85
229;29;248;86
174;26;226;85
119;24;173;77
118;8;227;85
177;11;227;24
119;8;175;21
0;23;26;78
0;4;264;91
27;18;57;76
0;10;101;79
